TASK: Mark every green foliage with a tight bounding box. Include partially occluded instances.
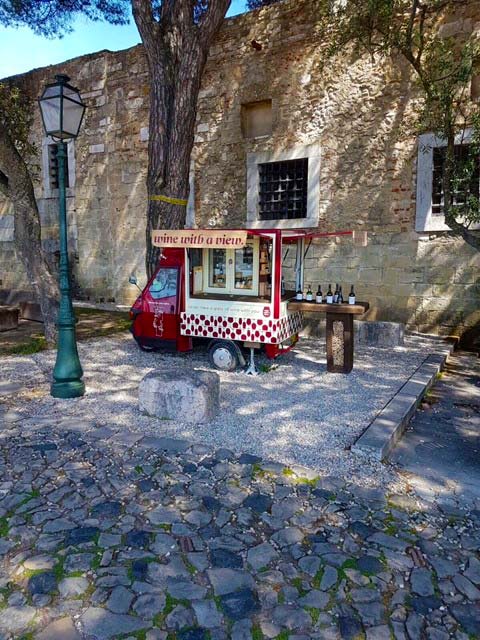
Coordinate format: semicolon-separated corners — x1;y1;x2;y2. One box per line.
0;82;36;157
0;517;9;537
0;1;130;38
328;0;480;238
311;567;324;588
90;549;103;571
53;556;66;582
247;0;281;9
122;632;147;640
0;0;220;38
251;626;264;640
305;606;320;625
291;576;308;595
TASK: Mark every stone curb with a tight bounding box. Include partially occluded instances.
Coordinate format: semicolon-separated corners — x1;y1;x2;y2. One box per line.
351;342;455;461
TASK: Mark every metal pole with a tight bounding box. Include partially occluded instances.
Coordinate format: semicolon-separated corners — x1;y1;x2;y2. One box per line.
50;141;85;398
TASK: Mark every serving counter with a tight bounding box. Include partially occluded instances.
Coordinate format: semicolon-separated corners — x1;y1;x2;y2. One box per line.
287;300;370;373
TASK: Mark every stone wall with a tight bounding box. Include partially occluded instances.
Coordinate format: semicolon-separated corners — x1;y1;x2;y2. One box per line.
0;46;150;303
0;0;479;337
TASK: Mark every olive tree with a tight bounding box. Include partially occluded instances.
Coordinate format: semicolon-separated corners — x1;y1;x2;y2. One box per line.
248;0;480;250
329;0;480;250
0;83;59;344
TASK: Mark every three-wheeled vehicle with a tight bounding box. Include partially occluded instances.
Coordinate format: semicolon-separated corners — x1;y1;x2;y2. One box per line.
129;228;354;371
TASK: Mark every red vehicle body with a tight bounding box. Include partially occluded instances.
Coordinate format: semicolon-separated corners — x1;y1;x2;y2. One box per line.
130;228;356;371
130;248;192;354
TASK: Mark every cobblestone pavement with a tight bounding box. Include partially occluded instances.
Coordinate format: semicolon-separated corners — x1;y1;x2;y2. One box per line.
0;423;479;640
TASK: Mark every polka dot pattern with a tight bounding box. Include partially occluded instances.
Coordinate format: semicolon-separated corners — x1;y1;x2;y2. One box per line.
180;311;303;345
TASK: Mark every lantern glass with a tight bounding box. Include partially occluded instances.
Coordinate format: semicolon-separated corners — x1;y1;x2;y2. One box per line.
39;75;85;140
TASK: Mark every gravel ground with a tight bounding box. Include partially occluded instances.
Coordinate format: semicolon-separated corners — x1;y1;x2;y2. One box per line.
1;333;440;489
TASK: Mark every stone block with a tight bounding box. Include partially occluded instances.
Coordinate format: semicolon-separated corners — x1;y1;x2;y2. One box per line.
0;305;19;331
300;318;404;347
139;369;220;423
0;228;14;242
19;302;42;322
354;320;404;347
89;144;105;154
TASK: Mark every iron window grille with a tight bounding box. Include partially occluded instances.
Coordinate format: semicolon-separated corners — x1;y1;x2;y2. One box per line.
48;143;69;190
258;158;308;220
432;144;479;216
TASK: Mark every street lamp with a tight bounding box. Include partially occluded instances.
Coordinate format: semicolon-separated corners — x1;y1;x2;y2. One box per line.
39;74;86;398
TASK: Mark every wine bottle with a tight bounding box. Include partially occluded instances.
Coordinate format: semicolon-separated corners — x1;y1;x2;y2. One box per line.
281;275;285;297
338;286;344;304
315;285;323;303
296;287;303;301
348;285;356;305
326;284;333;304
306;285;313;302
333;283;339;303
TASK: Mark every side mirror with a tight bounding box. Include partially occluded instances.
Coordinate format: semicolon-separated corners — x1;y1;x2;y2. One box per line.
129;274;137;286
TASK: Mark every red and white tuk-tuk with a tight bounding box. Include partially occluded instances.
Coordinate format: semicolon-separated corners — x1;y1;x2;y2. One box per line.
129;228;355;372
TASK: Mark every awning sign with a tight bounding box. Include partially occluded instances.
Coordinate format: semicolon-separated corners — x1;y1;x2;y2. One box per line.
152;229;247;248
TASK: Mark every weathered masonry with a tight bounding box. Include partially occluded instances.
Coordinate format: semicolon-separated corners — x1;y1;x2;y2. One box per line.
0;0;479;338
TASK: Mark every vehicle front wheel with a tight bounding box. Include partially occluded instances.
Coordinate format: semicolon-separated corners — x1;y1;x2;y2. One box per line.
207;340;240;372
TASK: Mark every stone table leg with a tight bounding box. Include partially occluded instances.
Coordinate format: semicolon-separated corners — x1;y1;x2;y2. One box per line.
326;312;354;373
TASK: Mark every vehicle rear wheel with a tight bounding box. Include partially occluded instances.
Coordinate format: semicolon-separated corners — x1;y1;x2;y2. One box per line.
208;340;240;372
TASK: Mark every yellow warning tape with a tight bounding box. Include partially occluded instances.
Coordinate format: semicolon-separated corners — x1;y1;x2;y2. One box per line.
150;194;188;206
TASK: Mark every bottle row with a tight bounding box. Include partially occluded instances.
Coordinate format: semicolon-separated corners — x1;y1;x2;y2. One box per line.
295;284;356;305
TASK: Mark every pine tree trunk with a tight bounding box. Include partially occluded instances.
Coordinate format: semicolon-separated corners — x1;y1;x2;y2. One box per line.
0;124;59;345
132;0;231;277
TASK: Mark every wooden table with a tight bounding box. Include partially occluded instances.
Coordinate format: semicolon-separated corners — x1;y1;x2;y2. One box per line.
287;300;369;373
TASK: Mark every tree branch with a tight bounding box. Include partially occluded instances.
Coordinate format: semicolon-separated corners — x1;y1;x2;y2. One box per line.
415;3;427;67
132;0;159;53
199;0;231;46
445;215;480;250
405;0;419;53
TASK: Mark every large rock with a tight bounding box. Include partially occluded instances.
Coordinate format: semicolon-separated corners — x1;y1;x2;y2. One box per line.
139;369;220;423
0;305;19;331
19;301;43;322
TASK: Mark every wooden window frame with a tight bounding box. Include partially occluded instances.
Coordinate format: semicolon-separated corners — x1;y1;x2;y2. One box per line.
247;144;321;229
258;157;309;221
202;237;260;296
416;130;480;232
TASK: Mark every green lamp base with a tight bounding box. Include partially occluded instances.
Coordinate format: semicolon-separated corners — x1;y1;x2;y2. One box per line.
51;379;85;399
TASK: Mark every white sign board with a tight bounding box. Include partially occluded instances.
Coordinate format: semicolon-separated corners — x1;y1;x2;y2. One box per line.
152;229;247;248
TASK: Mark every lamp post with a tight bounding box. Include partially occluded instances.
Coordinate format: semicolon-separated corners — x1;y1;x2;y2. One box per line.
39;74;86;398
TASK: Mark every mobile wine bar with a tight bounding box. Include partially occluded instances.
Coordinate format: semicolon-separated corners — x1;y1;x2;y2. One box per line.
130;228;368;373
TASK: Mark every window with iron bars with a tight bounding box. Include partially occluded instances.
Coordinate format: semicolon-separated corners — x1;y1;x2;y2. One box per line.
432;144;479;216
48;144;69;190
258;158;308;220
